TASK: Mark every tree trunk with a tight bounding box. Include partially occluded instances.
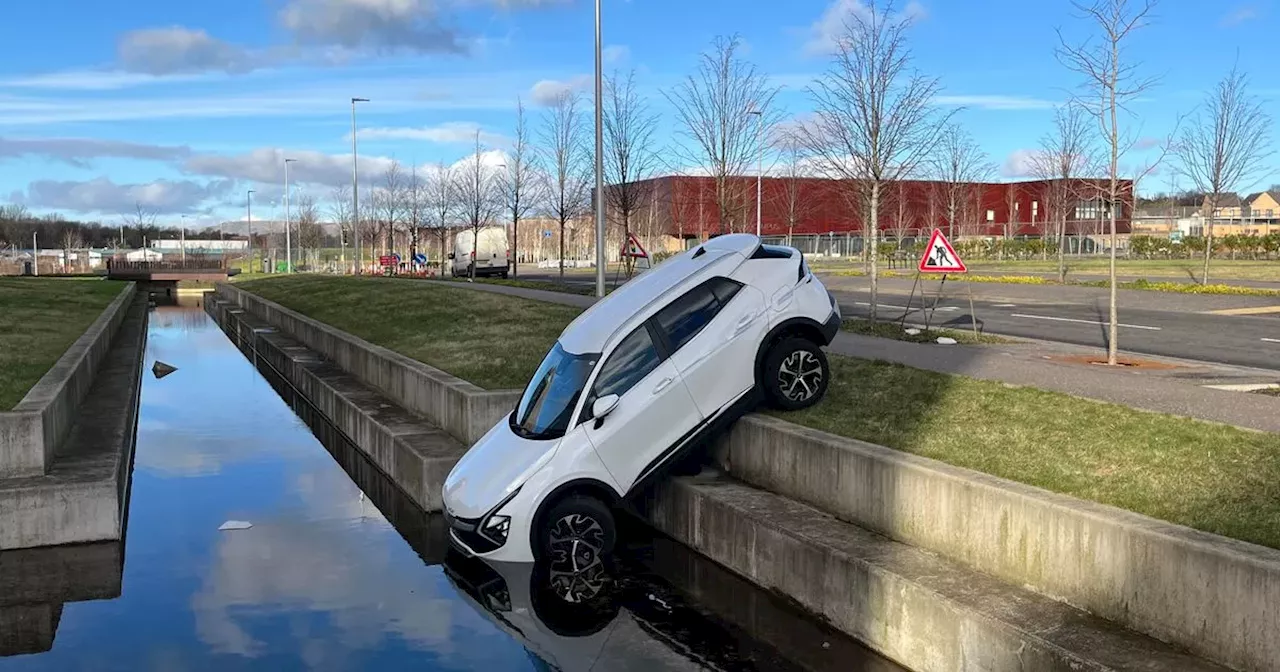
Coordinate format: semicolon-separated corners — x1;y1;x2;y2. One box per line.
1202;214;1214;285
469;223;478;280
869;182;880;324
559;222;566;280
1057;214;1067;283
513;216;519;279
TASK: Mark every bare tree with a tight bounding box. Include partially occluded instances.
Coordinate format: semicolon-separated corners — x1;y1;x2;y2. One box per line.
1031;104;1097;280
539;91;592;279
666;35;780;235
802;1;952;321
605;70;661;269
407;166;428;269
296;194;323;267
1058;0;1159;365
1173;64;1272;284
374;160;408;258
931;124;992;241
454;131;500;280
501;100;541;278
329;185;353;269
884;179;916;247
59;229;84;272
776;131;815;246
425;162;456;275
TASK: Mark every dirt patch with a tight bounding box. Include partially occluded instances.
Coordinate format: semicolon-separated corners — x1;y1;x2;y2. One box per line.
1049;354;1182;370
1254;387;1280;397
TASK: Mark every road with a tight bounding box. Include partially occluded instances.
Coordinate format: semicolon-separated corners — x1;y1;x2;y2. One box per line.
517;265;1280;371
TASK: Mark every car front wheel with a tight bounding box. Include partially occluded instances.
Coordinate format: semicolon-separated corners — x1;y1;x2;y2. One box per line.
539;496;616;569
763;337;829;411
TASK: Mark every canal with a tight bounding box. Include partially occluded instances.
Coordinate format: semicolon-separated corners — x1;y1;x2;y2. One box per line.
0;299;900;671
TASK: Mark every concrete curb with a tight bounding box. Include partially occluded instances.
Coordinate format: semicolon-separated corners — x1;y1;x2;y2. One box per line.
207;299;466;512
0;282;135;477
640;473;1227;672
713;413;1280;672
213;283;520;445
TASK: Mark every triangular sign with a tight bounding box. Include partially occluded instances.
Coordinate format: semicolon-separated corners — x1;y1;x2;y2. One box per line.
620;233;649;259
917;229;966;273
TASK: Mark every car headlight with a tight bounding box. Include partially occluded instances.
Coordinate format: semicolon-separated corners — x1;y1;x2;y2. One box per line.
481;515;511;545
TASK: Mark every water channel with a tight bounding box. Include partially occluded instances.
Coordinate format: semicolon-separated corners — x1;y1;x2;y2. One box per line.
0;298;900;671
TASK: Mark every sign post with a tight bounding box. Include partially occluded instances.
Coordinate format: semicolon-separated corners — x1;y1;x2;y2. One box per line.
618;232;650;284
914;229;974;336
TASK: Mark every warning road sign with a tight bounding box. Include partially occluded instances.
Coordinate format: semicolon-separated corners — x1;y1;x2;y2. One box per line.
917;229;966;273
620;232;649;259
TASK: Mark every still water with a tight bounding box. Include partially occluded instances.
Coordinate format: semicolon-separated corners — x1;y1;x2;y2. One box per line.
0;301;899;671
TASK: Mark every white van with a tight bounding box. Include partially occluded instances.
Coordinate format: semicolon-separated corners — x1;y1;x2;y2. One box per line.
451;226;510;278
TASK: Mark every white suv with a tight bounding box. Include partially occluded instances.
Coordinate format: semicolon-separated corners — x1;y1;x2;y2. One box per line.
442;234;841;563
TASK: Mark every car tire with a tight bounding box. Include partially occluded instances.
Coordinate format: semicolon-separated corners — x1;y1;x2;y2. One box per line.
763;337;829;411
539;496;616;567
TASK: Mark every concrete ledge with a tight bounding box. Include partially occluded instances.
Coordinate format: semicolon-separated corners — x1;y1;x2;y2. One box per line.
640;472;1228;672
213;283;521;445
0;296;148;550
208;299;466;512
0;282;135;477
712;413;1280;672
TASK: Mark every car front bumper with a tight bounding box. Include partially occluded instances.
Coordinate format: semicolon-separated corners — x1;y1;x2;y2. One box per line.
820;293;841;344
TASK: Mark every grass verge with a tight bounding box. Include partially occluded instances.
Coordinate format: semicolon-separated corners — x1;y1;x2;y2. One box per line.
440;276;598;296
238;275;1280;548
0;278;125;409
772;357;1280;549
237;275;580;389
840;318;1007;345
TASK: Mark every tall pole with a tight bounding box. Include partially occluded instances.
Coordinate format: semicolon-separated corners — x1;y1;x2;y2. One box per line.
593;0;606;298
180;215;187;263
285;158;296;273
751;109;763;237
352;97;369;274
247;190;254;273
32;231;37;276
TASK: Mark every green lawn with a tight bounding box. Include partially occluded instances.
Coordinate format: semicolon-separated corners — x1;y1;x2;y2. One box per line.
237;275;581;389
0;278;125;409
964;259;1280;281
238;275;1280;548
840;318;1007;345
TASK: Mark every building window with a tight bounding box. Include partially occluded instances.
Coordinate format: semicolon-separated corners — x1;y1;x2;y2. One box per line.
1032;201;1039;219
986;210;995;222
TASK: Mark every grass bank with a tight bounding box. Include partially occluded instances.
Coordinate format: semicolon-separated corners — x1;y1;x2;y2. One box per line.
840;318;1007;345
239;275;1280;548
237;275;580;389
0;278;125;409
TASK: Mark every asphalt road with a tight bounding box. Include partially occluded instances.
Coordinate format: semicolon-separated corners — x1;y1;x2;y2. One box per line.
518;266;1280;371
834;288;1280;371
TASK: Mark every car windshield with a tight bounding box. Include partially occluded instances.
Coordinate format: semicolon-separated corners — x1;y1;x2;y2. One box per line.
511;342;600;440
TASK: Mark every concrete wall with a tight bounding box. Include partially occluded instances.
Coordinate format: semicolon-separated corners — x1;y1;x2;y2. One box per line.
0;283;135;477
712;414;1280;672
214;284;521;445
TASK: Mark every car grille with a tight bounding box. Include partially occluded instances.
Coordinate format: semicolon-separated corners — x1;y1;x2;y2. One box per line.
445;511;502;554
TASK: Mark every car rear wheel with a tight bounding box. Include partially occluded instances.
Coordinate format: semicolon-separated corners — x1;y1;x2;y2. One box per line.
539;496;616;568
763;337;829;411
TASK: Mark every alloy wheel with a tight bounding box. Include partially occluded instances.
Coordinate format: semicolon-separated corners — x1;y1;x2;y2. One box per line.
778;350;823;402
548;514;606;573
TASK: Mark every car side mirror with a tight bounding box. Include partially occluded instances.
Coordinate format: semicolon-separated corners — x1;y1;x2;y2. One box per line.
448;252;456;260
591;394;620;429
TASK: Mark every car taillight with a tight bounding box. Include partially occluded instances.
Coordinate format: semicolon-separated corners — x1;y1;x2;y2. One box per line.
470;251;475;259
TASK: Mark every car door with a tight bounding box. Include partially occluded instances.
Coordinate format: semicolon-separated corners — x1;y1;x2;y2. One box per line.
654;278;766;417
582;323;701;493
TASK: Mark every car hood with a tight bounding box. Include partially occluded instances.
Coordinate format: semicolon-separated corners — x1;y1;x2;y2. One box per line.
444;418;559;519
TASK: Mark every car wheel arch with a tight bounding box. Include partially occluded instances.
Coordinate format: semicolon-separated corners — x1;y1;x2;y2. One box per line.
753;317;828;387
529;478;622;558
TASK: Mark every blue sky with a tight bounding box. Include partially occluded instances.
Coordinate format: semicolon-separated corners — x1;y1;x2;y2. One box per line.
0;0;1273;229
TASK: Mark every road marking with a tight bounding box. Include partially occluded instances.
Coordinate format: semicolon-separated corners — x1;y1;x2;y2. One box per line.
1262;338;1280;344
936;306;960;312
1207;306;1280;316
1203;383;1280;392
853;301;912;310
993;303;1017;308
1010;313;1162;331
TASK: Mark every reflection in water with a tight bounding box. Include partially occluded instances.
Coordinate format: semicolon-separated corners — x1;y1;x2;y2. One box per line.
0;300;898;671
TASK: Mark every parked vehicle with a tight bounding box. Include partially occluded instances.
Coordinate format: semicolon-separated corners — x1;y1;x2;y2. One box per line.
451;226;510;278
442;234;841;563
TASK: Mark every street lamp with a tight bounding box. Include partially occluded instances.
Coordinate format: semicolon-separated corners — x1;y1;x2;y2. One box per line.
284;158;297;273
749;109;763;238
352;97;369;273
179;215;187;263
593;0;606;298
247;190;255;272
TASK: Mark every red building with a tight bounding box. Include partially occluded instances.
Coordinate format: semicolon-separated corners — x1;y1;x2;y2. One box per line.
619;175;1134;241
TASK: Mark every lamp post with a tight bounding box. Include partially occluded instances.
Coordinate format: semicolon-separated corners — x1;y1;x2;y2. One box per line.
749;109;763;237
593;0;606;298
180;215;187;263
351;97;369;273
284;158;297;273
247;190;255;272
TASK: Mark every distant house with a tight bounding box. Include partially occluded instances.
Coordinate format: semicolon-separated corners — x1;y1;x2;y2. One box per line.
1201;193;1243;219
1244;190;1280;220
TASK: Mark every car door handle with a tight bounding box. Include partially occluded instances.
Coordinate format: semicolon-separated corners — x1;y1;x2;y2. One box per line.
653;377;675;394
733;313;756;335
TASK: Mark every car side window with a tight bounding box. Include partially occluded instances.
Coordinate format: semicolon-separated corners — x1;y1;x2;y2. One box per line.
654;278;742;352
592;325;662;402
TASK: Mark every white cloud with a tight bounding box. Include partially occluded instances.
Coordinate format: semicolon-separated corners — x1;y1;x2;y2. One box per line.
0;70;216;91
529;75;591;106
279;0;464;54
13;176;234;214
0;137;191;167
183;148;398;188
354;122;506;146
118;27;258;75
933;95;1056;110
603;44;630;63
1221;4;1259;26
1001;149;1044;178
804;0;928;56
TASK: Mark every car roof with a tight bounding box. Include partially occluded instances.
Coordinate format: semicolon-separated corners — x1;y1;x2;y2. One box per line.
558;234;760;354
